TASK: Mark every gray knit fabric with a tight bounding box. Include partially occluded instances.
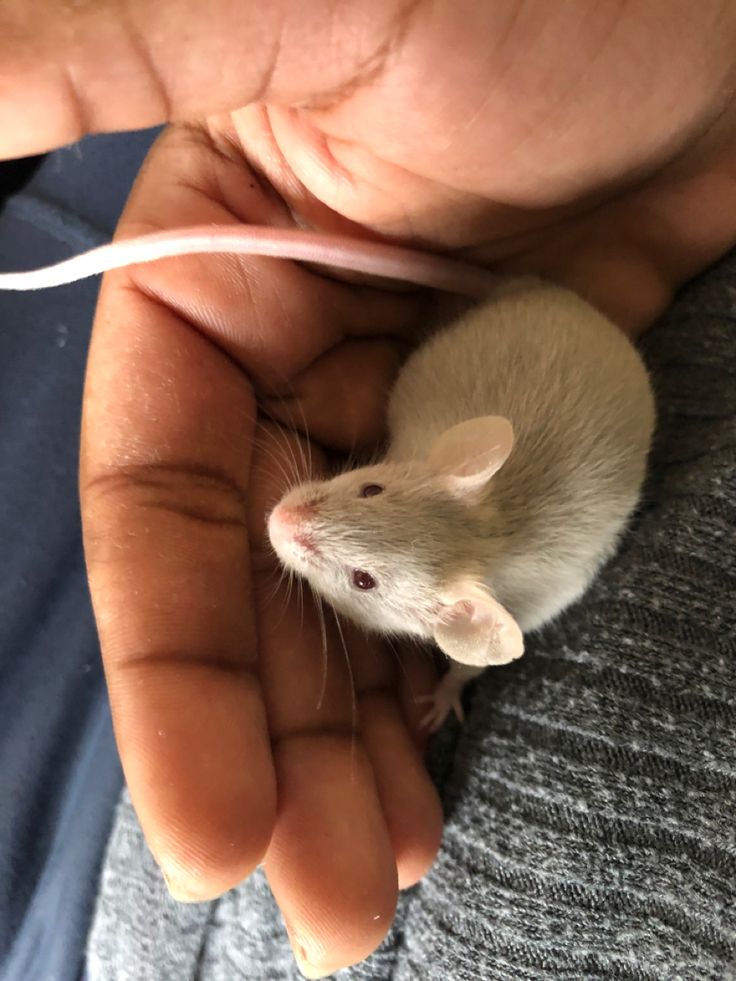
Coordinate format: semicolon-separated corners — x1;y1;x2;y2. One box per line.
87;254;736;981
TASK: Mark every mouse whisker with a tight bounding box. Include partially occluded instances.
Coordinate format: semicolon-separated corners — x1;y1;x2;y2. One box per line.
286;387;314;479
269;423;303;491
385;634;405;672
277;567;294;621
254;412;302;491
343;445;357;475
331;610;358;776
262;560;289;606
251;430;299;493
262;580;281;607
310;586;330;713
288;431;309;489
297;575;306;634
282;422;305;487
259;385;312;486
387;635;427;703
314;591;329;660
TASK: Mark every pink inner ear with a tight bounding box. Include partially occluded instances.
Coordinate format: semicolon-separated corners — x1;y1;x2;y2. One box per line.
427;416;513;494
432;581;524;667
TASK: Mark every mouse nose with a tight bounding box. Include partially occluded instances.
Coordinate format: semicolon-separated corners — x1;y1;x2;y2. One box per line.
269;504;298;534
268;504;296;538
268;501;318;539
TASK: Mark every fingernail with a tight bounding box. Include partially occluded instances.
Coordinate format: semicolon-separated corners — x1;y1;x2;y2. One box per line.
285;924;331;980
161;868;207;904
292;946;332;980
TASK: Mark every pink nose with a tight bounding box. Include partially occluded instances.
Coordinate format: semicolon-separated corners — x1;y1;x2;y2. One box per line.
268;502;315;538
269;504;296;536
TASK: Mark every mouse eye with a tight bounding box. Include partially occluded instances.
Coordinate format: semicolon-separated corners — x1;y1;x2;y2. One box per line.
352;569;377;590
359;483;384;498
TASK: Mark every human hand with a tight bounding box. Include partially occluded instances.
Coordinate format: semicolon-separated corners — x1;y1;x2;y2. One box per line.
3;2;736;975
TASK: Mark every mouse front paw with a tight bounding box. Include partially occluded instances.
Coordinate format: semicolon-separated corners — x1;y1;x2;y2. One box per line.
416;675;465;733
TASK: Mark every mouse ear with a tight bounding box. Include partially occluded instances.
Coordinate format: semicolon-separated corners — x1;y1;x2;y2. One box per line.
427;416;513;498
432;580;524;667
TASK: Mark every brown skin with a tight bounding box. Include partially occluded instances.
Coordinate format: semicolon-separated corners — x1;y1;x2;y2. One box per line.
3;1;736;974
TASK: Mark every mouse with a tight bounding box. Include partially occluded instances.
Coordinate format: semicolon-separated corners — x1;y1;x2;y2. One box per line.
267;277;656;730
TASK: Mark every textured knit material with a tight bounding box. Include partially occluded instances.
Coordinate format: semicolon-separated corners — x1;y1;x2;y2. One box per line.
87;255;736;981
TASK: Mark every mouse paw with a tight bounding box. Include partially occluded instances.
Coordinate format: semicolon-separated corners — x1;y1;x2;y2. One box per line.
416;678;465;734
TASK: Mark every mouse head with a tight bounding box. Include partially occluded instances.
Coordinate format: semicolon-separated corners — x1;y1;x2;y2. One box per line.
268;416;524;668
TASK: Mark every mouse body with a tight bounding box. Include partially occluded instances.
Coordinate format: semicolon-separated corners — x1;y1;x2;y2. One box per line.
268;277;656;728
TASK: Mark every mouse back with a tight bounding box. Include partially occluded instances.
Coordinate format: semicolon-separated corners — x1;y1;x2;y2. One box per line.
385;278;655;628
269;278;655;663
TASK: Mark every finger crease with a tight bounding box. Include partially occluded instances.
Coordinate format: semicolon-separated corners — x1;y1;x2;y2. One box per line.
113;648;256;678
307;0;423;110
136;498;248;530
248;16;284;105
84;461;248;528
58;61;91;141
273;724;360;745
118;0;172;121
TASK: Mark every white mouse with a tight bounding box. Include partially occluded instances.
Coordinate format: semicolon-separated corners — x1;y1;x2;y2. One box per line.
268;277;656;729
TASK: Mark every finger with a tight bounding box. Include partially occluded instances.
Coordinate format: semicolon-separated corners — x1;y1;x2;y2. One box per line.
253;541;399;974
81;279;275;898
0;0;410;158
266;735;397;978
250;428;441;971
260;338;404;450
346;629;443;890
77;129;309;898
250;427;398;971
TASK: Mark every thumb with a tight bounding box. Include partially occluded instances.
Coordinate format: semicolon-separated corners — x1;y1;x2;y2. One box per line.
0;0;408;158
